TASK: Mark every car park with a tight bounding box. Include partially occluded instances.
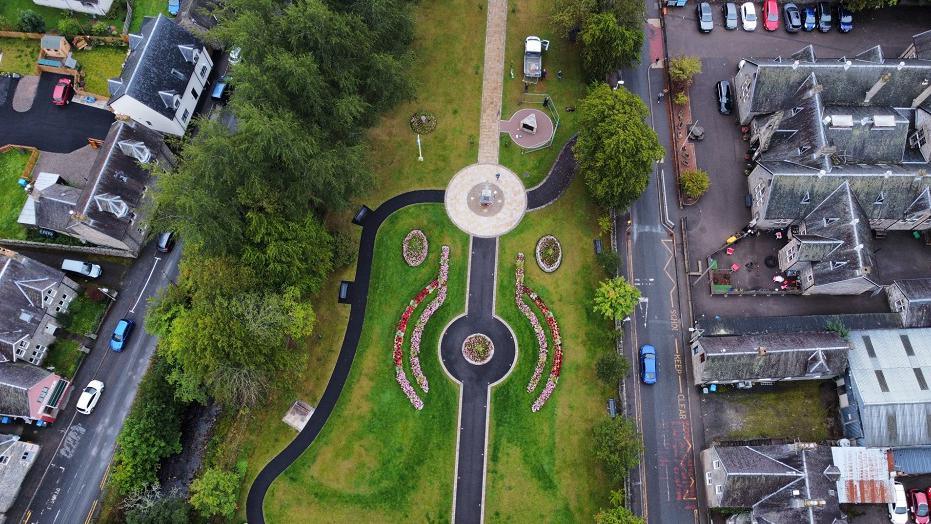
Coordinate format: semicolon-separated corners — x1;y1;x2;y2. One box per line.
76;380;104;415
837;5;853;32
697;2;714;33
110;319;135;352
723;3;739;30
910;489;930;524
817;2;832;32
168;0;180;15
60;259;102;278
802;5;817;31
156;231;176;253
716;80;733;115
639;344;657;385
762;0;779;31
51;78;73;106
740;2;757;31
783;3;802;33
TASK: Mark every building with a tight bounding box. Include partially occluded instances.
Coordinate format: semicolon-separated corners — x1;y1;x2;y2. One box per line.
0;434;39;515
0;362;70;424
0;248;80;366
108;14;213;136
839;327;931;447
902;29;931;60
31;0;114;16
691;331;849;386
18;120;171;255
887;278;931;328
39;35;71;60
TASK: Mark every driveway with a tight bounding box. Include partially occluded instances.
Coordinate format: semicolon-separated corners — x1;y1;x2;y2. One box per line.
0;73;114;153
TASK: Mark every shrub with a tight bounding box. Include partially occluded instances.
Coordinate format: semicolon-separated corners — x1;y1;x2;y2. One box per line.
331;230;357;268
91;21;111;36
593;277;640;322
57;18;83;39
673;92;689;106
189;461;247;519
592;416;642;485
17;10;46;33
597;214;613;236
596;352;630;385
0;16;12;31
668;55;702;88
597;251;620;277
679;169;710;199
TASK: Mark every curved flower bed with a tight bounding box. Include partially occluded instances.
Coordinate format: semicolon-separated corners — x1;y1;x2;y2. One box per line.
409;246;450;392
393;245;450;409
403;229;428;267
462;333;494;365
515;253;548;392
534;235;562;273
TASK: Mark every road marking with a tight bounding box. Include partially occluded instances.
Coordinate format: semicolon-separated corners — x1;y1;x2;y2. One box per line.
129;257;162;314
99;460;113;490
83;499;97;524
626;232;649;523
20;509;30;524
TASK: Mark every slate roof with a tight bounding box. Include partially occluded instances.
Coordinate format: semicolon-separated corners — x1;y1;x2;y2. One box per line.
912;29;931;60
822;106;912;164
0;250;65;361
0;362;54;418
108;14;205;118
0;434;37;513
756;76;831;170
40;35;65;50
892;278;931;328
697;331;849;383
32;182;81;232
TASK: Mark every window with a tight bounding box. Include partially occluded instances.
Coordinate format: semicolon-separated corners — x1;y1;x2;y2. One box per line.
191;87;199;100
903;335;916;356
874;192;885;205
875;370;890;392
706;472;713;485
915;368;928;390
181;108;190;122
910;129;927;149
21;452;29;460
713;460;721;469
715;485;724;495
807;274;814;283
801;192;810;204
200;65;208;78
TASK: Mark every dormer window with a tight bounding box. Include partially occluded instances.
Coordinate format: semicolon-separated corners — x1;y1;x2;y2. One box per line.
910;129;927;149
801;191;810;204
823;217;839;226
830;260;848;270
93;193;129;218
158;90;181;110
118;140;151;163
874;192;885;205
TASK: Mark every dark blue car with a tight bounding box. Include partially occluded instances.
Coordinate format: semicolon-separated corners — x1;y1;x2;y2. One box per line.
837;5;853;32
639;344;657;385
802;5;816;31
110;319;135;352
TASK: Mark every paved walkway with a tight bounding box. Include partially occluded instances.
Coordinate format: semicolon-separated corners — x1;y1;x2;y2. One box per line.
445;163;527;238
476;0;508;164
12;75;38;113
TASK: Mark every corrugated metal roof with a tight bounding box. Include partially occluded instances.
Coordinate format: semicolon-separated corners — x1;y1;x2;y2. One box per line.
848;328;931;405
893;446;931;475
831;447;894;504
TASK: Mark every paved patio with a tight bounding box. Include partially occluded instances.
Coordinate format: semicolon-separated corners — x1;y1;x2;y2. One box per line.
499;108;554;149
445;163;526;238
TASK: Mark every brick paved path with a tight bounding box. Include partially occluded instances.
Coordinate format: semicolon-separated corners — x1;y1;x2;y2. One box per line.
477;0;507;164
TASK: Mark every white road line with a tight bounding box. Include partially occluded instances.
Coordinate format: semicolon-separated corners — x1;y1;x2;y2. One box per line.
129;257;161;314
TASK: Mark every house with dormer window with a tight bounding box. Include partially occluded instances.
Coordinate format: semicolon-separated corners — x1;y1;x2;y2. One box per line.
108;14;213;136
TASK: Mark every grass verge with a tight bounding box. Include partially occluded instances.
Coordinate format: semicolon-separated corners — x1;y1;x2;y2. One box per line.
0;148;30;239
721;382;832;442
44;339;83;378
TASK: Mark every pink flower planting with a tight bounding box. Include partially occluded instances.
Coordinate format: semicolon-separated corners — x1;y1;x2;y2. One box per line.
515;253;565;412
515;253;548;392
410;246;450;392
403;229;428;266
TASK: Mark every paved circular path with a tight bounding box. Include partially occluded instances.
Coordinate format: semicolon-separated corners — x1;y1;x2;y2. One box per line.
499;108;555;149
445;163;527;238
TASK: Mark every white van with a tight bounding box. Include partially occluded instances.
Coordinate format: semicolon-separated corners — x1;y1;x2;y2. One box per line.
61;259;102;279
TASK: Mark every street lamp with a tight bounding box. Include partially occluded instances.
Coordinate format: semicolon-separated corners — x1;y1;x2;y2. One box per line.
416;134;424;162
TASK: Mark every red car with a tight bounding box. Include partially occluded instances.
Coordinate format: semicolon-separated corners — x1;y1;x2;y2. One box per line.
51;78;73;106
910;489;930;524
762;0;780;31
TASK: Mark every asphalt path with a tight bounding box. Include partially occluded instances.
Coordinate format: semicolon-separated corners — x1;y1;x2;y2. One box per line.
6;241;182;524
0;73;114;153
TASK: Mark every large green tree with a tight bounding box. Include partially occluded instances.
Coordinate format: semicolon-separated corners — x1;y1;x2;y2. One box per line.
592;416;642;484
574;84;664;209
552;0;645;37
189;464;244;519
594;491;644;524
593;276;641;322
581;13;643;80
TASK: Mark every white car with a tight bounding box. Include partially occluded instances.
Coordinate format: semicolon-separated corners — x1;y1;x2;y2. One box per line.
741;2;758;31
76;380;104;415
889;481;909;524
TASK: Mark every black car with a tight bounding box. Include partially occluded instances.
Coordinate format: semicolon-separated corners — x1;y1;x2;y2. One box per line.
783;3;802;32
723;2;739;30
802;5;817;31
697;2;714;32
817;2;832;32
837;5;853;32
716;80;733;115
156;231;176;253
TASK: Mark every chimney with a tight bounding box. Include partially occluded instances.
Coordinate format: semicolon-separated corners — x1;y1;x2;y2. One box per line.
912;82;931;109
758;346;768;356
863;73;891;104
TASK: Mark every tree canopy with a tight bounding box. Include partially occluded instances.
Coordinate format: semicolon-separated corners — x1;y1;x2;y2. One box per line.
575;84;664;210
593;276;641;322
592;416;642;485
580;13;643;79
189;464;245;519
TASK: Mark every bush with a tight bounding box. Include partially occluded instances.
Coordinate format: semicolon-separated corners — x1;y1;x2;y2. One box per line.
189;461;246;519
597;214;613;236
596;352;629;385
679;169;710;199
331;230;357;268
0;16;12;31
123;487;190;524
673;92;689;106
91;21;111;36
593;416;642;485
57;18;83;39
17;10;46;33
597;251;620;277
668;55;702;88
593;276;640;322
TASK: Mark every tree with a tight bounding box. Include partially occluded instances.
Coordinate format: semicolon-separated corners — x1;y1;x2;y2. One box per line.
17;10;45;32
842;0;896;10
189;464;244;519
552;0;597;38
668;55;702;88
597;251;620;277
679;169;710;199
581;13;642;79
574;84;664;210
592;417;642;484
673;92;689;106
607;0;647;30
332;230;358;267
594;491;644;524
593;276;640;322
596;352;630;385
56;18;82;39
123;486;190;524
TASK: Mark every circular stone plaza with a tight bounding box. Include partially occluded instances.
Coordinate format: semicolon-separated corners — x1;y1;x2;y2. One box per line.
444;163;527;238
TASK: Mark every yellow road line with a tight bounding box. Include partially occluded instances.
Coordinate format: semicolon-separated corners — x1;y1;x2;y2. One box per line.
84;499;97;524
20;509;31;524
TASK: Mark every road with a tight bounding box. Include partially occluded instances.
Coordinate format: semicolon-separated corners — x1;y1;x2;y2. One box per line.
4;241;182;524
614;10;704;524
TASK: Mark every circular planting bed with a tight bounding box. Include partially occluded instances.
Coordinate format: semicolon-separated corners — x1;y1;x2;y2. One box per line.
403;229;428;266
535;235;562;273
462;333;494;365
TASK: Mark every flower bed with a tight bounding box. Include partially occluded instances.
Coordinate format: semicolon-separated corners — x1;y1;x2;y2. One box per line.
410;246;450;392
534;235;562;272
515;253;548;392
462;333;494;365
403;229;428;266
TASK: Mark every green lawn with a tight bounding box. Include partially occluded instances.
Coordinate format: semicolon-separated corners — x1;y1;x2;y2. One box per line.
0;148;31;239
44;339;83;378
66;294;109;336
129;0;168;33
0;0;125;33
76;46;126;96
722;382;832;442
0;37;37;75
263;204;468;522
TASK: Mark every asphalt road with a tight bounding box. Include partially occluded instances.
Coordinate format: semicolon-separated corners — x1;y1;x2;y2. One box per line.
5;241;182;524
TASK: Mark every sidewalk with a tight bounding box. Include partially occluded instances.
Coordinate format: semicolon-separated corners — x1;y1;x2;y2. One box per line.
476;0;507;164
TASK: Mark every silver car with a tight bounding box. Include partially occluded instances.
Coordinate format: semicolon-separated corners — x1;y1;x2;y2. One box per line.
697;2;714;32
723;2;739;30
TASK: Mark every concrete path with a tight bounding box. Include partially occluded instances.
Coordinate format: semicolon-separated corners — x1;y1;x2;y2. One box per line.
12;75;38;113
476;0;508;164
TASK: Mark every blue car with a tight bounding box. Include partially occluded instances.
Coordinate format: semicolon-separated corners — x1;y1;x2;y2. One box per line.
639;344;657;385
802;6;816;31
837;5;853;33
110;319;135;352
168;0;180;16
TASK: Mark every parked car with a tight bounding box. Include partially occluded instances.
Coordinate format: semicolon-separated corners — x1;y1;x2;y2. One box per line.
109;319;135;352
156;231;176;253
76;380;104;415
802;5;817;31
697;2;714;32
61;259;102;278
211;76;231;102
51;78;73;106
167;0;180;15
783;3;802;32
740;2;758;31
762;0;779;31
909;489;930;524
889;482;909;524
639;344;657;385
837;5;853;32
716;80;733;115
817;1;832;32
228;46;242;65
723;2;739;29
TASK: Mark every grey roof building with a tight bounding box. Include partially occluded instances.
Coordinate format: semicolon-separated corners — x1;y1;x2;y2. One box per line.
903;29;931;60
691;331;849;386
0;434;39;515
839;327;931;447
887;278;931;328
0;361;70;424
0;248;79;366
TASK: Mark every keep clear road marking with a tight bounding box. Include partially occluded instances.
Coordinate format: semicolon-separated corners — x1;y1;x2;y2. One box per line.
129;257;162;314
